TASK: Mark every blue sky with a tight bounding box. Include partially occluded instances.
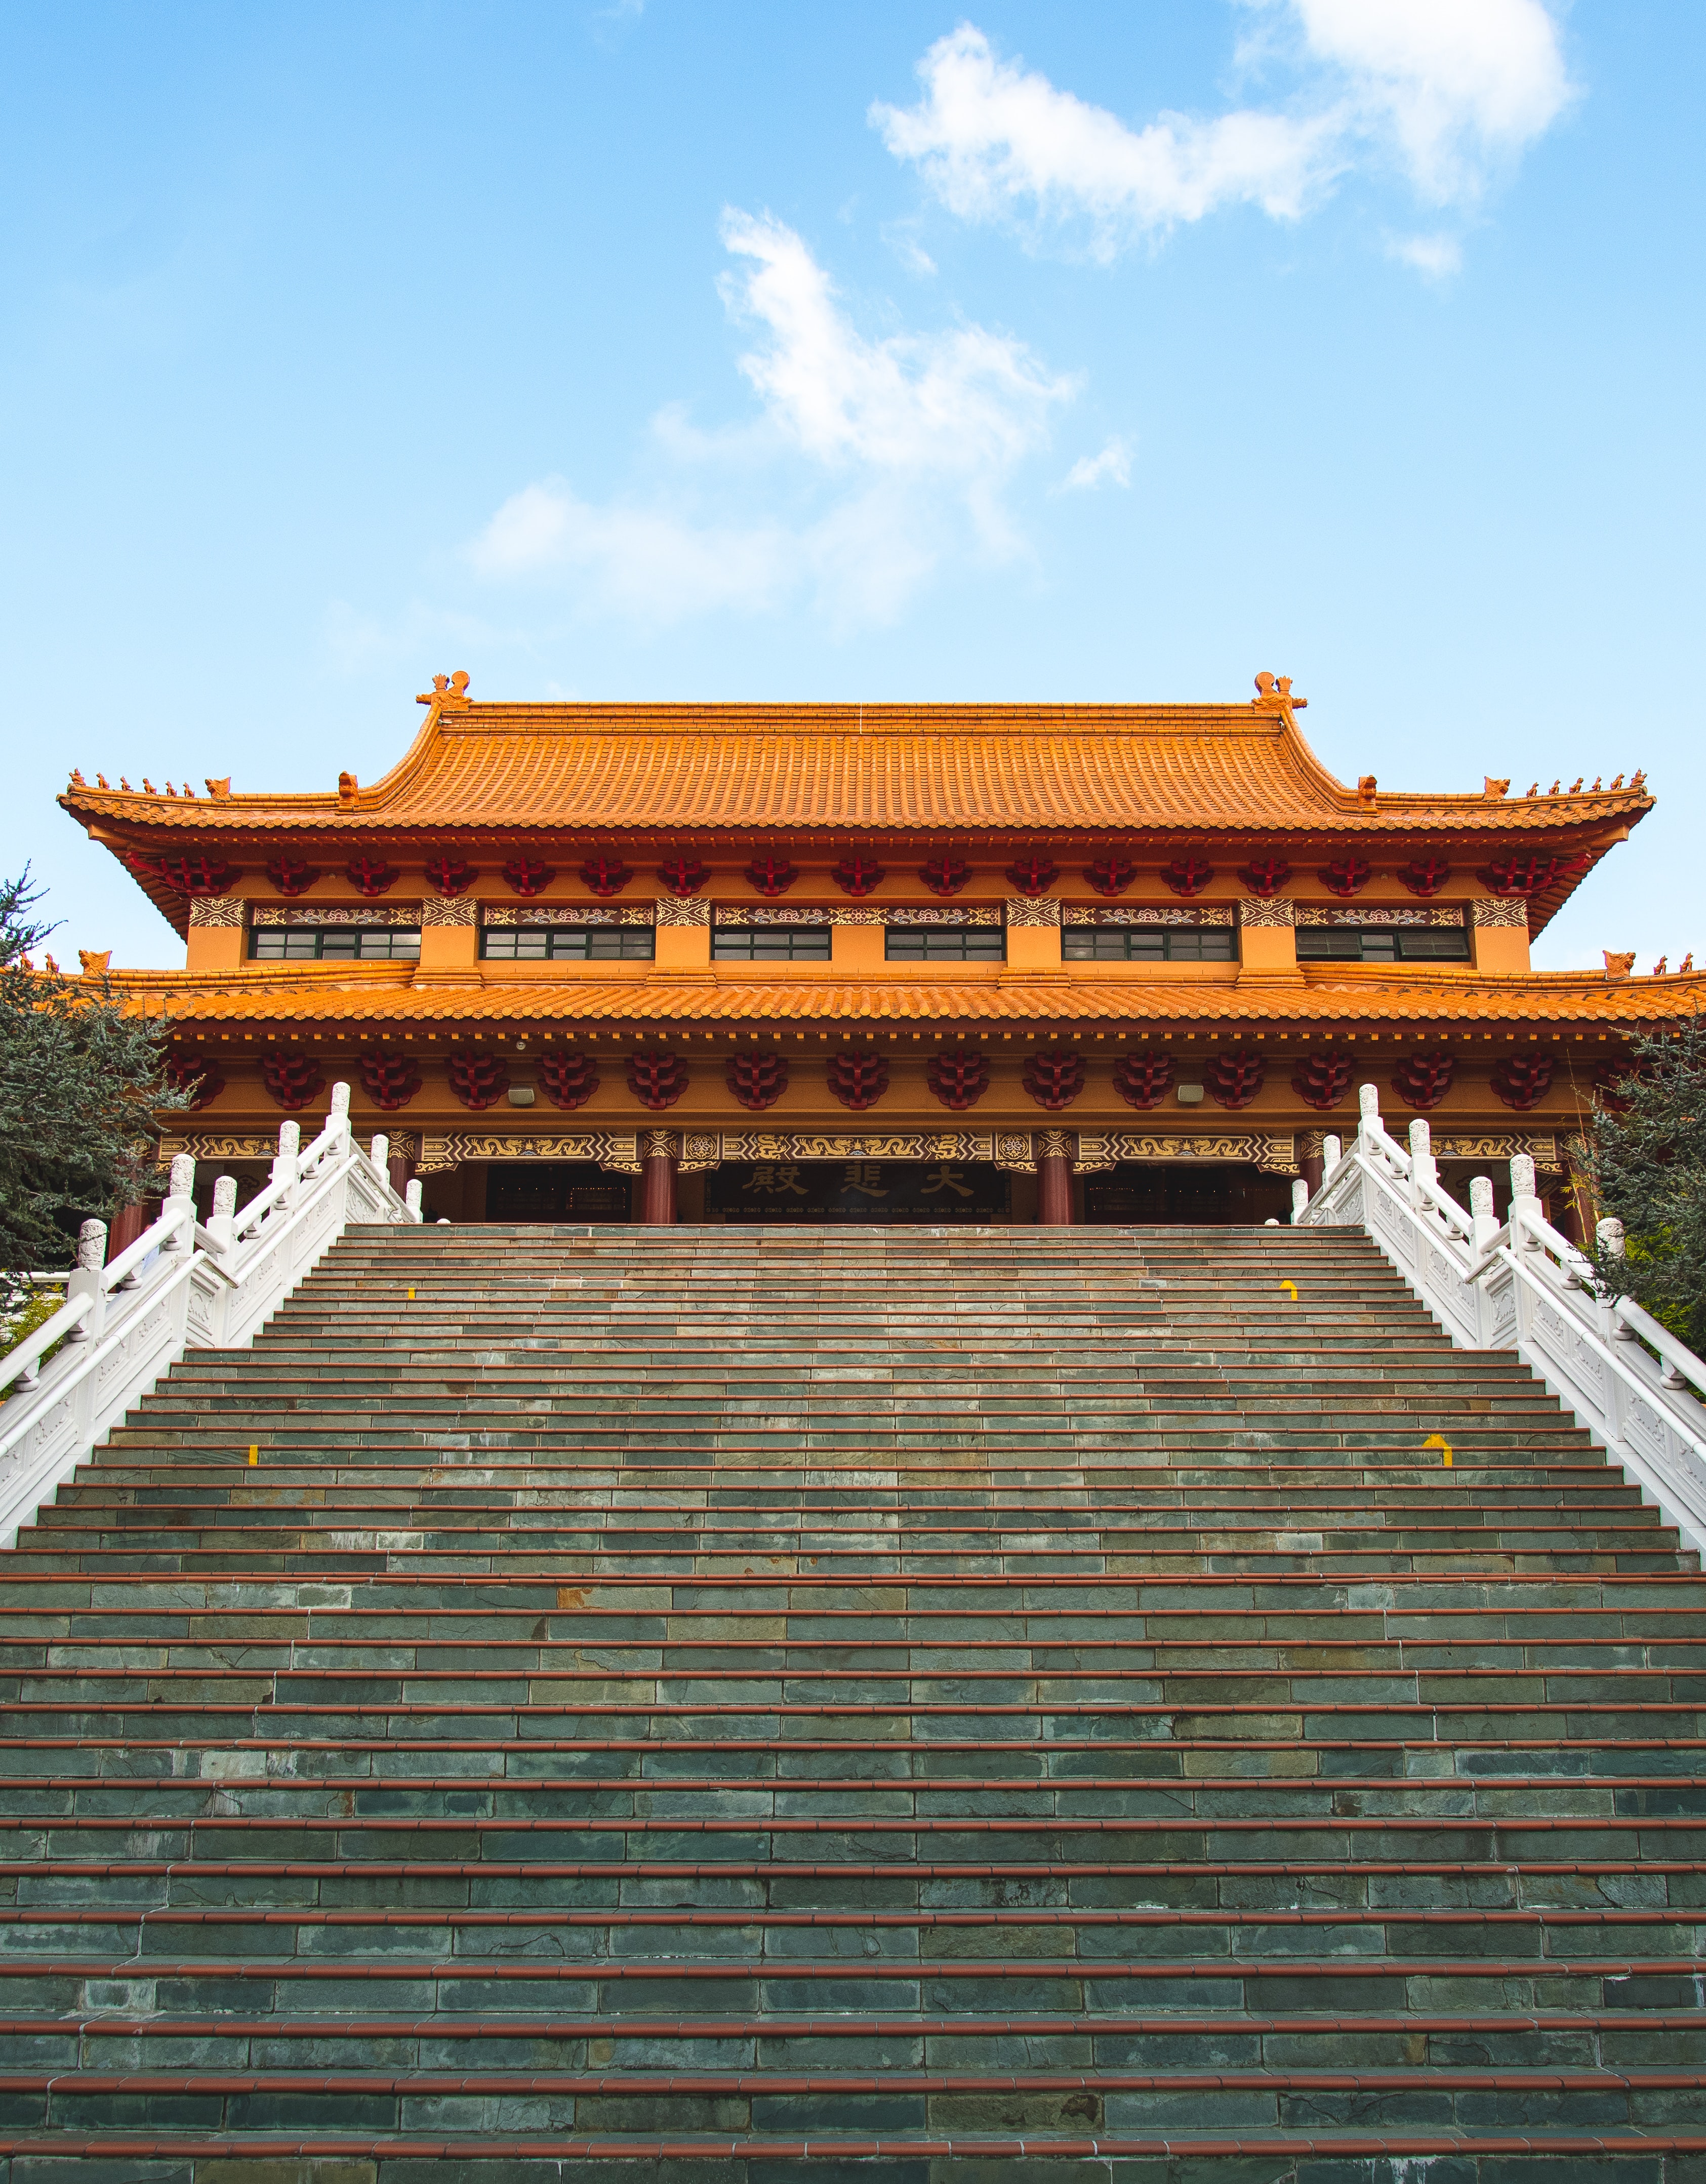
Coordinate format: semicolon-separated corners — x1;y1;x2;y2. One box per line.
4;1;1700;973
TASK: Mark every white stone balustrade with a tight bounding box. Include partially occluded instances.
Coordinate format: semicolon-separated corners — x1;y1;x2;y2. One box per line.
0;1084;422;1551
1294;1081;1706;1556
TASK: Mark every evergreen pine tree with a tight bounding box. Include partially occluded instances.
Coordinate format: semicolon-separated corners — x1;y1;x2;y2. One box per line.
1586;1014;1706;1353
0;869;185;1272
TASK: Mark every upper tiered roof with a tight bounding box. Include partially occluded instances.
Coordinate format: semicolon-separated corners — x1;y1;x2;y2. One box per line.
62;679;1651;841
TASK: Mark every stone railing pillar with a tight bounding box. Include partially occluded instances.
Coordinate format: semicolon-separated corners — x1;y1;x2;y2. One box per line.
206;1175;238;1253
1470;1175;1499;1255
65;1220;107;1345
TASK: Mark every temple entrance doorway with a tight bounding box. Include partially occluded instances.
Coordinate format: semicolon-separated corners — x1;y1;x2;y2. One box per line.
705;1159;1011;1224
484;1164;633;1223
1084;1162;1292;1226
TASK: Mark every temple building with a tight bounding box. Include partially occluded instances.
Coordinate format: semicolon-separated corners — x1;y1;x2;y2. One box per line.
58;670;1697;1232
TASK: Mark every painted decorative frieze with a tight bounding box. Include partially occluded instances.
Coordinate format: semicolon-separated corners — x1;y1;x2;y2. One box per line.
1005;897;1062;927
250;905;421;927
1064;906;1235;927
654;896;713;926
420;898;477;927
1073;1130;1299;1174
483;905;654;926
1239;898;1295;927
1295;905;1466;927
416;1130;643;1175
188;898;245;928
1472;897;1530;928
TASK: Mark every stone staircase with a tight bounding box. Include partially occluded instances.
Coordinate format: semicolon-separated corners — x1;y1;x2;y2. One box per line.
1;1220;1704;2178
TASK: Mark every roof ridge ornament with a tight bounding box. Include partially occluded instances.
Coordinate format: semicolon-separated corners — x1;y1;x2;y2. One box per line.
1251;671;1307;719
416;670;472;710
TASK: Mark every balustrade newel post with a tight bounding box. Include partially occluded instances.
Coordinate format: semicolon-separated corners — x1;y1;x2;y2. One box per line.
207;1176;238;1255
65;1220;107;1346
161;1154;196;1254
1408;1118;1436;1208
271;1120;301;1207
1510;1154;1542;1252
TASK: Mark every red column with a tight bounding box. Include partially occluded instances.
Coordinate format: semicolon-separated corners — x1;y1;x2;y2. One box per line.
1038;1153;1073;1226
106;1201;155;1260
387;1149;417;1201
641;1145;678;1226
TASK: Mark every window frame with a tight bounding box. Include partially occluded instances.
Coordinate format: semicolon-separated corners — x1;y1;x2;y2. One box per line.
710;925;835;962
1062;926;1236;963
883;926;1007;964
478;925;656;962
249;926;421;962
1294;924;1471;964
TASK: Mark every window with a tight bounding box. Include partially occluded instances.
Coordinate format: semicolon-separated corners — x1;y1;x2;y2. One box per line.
884;927;1006;962
1295;925;1470;963
712;926;833;961
1063;927;1235;962
480;926;656;961
250;927;420;961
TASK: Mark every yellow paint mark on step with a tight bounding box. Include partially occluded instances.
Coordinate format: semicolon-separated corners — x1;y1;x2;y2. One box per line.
1424;1433;1454;1468
247;1446;259;1467
407;1287;416;1301
1278;1280;1298;1302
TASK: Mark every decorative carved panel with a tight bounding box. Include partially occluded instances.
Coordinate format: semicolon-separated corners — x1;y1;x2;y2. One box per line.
1239;898;1295;927
654;896;713;926
251;905;421;927
420;898;477;927
416;1131;643;1175
1295;905;1466;927
483;905;654;926
1073;1130;1298;1174
1472;896;1530;928
1004;897;1062;927
1433;1131;1561;1170
188;898;245;928
1063;906;1234;927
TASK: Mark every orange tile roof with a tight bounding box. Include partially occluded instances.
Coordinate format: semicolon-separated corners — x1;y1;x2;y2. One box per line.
119;963;1706;1033
62;698;1653;842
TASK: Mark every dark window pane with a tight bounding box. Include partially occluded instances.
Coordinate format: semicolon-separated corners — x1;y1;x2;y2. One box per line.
1062;927;1232;962
1296;924;1469;963
713;927;833;961
480;927;655;960
249;927;419;961
1296;928;1365;960
884;928;1006;961
1397;927;1471;960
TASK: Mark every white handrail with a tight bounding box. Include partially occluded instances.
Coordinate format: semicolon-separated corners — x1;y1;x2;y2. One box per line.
0;1089;420;1550
1297;1086;1706;1556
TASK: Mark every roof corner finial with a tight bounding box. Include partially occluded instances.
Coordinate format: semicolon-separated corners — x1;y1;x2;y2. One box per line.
205;777;231;800
1483;777;1510;798
1604;950;1636;981
1251;671;1307;718
338;771;358;807
1356;775;1377;807
416;669;472;711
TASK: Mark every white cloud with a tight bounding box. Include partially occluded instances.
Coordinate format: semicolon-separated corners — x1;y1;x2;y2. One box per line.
1059;437;1133;492
466;212;1075;626
873;6;1570;259
1386;231;1464;278
871;26;1336;261
1291;0;1571;203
